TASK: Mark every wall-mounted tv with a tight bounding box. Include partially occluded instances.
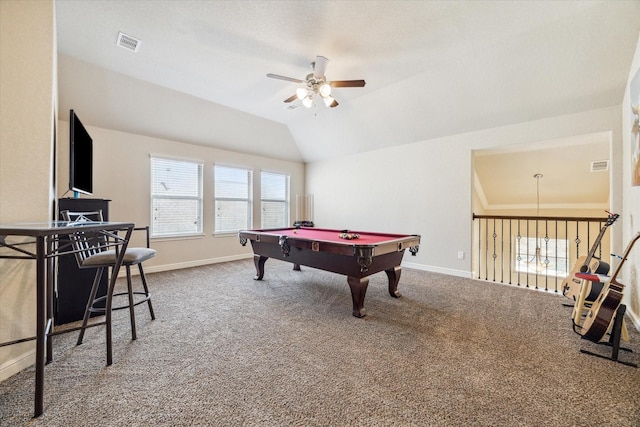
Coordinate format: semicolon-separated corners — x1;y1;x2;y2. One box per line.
69;109;93;196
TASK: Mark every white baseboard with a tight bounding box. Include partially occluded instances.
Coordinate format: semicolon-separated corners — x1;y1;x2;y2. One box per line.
402;261;472;278
626;309;640;331
0;348;35;382
142;253;253;275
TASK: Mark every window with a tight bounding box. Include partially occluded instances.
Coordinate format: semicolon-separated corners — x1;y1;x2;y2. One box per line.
215;165;252;233
515;236;569;277
150;157;203;237
261;171;290;228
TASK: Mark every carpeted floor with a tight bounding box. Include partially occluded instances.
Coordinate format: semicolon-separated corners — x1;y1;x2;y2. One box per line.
1;258;639;426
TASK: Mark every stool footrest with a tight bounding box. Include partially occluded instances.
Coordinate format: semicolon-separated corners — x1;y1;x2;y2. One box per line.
88;292;152;313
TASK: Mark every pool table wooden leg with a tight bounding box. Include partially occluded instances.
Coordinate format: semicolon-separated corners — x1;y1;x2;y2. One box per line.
253;255;268;280
347;276;369;318
385;266;402;298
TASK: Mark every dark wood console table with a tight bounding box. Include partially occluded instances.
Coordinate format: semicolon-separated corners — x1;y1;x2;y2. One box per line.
0;220;134;417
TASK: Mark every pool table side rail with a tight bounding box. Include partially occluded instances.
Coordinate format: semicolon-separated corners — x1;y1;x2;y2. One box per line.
238;228;420;257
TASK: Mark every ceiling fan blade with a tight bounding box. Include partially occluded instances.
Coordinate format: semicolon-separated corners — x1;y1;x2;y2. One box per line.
313;56;328;79
267;73;304;84
330;80;366;88
283;94;298;103
329;99;339;108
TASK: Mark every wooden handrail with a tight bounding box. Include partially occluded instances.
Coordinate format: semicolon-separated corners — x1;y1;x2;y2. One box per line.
473;214;609;222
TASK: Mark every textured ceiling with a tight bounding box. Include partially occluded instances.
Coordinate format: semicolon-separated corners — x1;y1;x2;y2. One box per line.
55;0;640;165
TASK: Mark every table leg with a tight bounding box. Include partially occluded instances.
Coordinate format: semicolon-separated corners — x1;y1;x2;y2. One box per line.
105;226;133;366
34;236;45;417
347;276;369;318
46;237;54;364
385;266;402;298
253;255;268;280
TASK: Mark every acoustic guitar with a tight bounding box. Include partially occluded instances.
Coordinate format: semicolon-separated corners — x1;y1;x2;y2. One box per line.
561;212;618;301
580;232;640;342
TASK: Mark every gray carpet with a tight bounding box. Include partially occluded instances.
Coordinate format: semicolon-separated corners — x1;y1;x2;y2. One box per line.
1;259;639;426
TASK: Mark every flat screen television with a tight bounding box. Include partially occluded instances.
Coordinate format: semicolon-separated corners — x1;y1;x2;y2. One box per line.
69;109;93;196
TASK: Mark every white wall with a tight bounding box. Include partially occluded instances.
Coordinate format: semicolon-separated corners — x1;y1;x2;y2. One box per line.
307;106;623;279
57;123;306;271
621;33;640;326
0;0;56;381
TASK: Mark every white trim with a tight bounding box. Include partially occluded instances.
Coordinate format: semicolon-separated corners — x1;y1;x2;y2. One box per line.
142;253;253;275
472;131;612;156
628;310;640;332
473;170;489;210
402;261;472;278
135;257;472;280
483;202;610;211
0;348;35;382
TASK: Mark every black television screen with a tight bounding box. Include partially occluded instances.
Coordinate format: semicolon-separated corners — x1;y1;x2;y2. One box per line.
69;109;93;196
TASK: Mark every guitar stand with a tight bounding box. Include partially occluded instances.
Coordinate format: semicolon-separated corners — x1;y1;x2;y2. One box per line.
580;304;637;368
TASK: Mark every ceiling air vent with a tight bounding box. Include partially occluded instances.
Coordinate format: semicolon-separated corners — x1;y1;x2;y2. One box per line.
117;32;141;52
285;104;299;111
590;160;609;172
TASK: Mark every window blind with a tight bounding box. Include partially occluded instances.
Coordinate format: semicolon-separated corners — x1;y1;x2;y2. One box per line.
215;165;252;233
261;171;289;228
150;157;203;237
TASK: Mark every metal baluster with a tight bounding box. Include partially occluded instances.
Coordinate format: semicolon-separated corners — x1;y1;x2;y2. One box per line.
500;219;504;283
492;218;497;281
508;219;513;285
516;220;522;286
484;218;489;281
543;221;549;291
476;218;481;279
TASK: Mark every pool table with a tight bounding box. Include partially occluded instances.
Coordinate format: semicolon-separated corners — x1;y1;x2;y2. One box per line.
239;227;420;317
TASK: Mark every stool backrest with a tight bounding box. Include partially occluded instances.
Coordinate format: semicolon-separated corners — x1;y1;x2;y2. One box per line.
60;210;108;267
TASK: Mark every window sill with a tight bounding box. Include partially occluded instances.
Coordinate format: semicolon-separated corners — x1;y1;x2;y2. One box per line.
151;233;205;242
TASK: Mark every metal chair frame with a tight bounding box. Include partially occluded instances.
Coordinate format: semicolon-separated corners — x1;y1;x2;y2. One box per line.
60;210;155;345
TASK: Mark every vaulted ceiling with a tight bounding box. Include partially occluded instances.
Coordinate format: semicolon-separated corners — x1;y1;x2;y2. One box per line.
55;0;640;166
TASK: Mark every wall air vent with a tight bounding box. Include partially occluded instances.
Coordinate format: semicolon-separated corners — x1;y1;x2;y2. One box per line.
590;160;609;172
117;32;141;52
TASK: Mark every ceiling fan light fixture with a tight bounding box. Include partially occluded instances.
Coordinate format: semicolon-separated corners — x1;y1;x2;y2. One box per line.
296;87;308;100
322;95;335;107
319;82;331;97
302;96;313;108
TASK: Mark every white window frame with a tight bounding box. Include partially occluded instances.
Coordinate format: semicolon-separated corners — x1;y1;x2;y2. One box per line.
214;165;253;234
150;155;203;238
260;171;290;229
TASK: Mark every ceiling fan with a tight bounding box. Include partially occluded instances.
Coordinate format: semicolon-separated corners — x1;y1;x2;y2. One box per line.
267;55;366;109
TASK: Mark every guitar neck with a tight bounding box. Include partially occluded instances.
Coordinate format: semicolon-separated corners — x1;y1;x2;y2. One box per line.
608;232;640;284
580;215;618;271
583;226;608;266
